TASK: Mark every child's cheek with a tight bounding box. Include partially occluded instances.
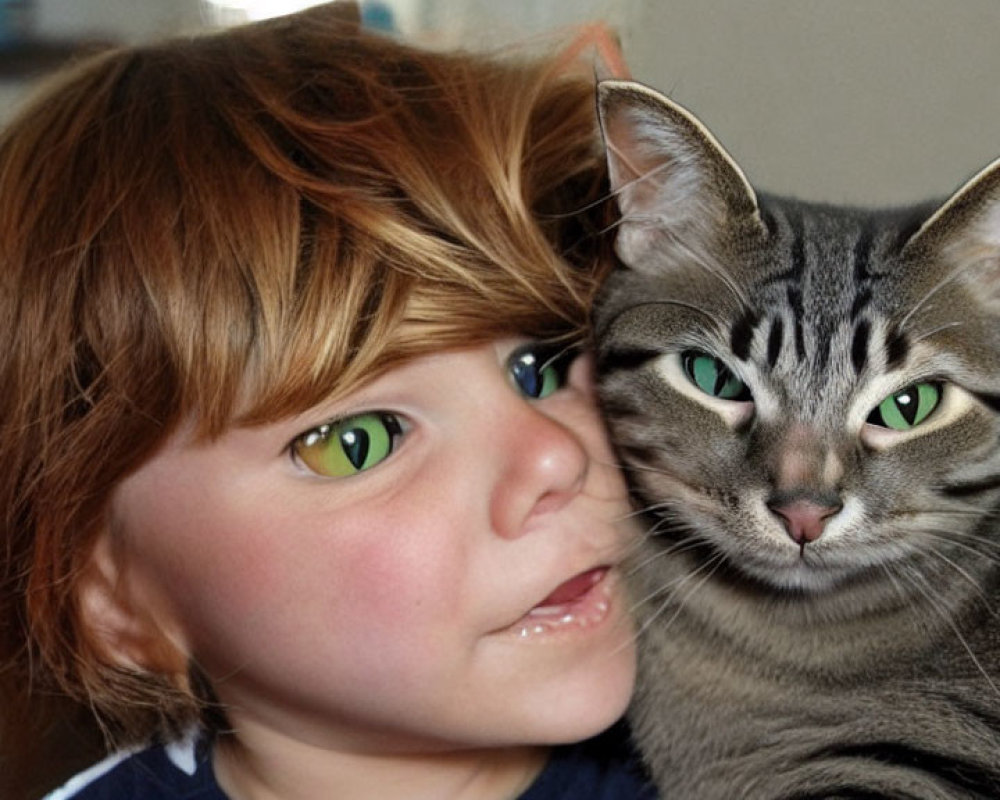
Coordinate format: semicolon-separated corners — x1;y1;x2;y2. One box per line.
330;535;448;630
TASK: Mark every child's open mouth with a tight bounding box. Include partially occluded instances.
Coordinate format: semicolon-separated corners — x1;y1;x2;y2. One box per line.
508;566;614;638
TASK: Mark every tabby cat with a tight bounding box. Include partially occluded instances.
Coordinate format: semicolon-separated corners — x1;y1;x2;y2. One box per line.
594;80;1000;798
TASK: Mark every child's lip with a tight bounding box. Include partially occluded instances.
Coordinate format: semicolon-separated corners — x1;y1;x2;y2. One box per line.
498;566;616;639
531;566;608;610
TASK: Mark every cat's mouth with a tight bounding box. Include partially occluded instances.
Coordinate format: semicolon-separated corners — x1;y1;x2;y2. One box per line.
660;524;877;595
704;539;881;595
743;558;862;593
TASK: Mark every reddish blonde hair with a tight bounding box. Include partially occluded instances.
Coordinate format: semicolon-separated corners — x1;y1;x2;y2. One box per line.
0;2;610;758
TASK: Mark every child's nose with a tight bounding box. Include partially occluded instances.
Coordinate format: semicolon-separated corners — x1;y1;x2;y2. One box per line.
488;404;590;539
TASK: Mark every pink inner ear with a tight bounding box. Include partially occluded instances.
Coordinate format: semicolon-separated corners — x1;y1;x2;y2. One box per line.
602;102;669;195
601;103;701;222
600;83;762;228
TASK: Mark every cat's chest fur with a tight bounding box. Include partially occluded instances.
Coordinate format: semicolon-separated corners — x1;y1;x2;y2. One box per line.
595;80;1000;798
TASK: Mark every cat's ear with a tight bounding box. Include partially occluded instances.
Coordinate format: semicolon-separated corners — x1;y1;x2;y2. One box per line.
903;156;1000;304
597;80;764;268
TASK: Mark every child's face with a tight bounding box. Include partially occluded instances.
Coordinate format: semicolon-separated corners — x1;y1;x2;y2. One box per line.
108;340;637;752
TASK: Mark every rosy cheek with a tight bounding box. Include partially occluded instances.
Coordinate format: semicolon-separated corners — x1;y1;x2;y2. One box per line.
328;513;470;643
333;541;430;621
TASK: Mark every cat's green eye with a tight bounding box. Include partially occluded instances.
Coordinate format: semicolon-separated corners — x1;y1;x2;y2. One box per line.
867;382;941;431
507;345;576;400
682;351;751;401
292;412;403;477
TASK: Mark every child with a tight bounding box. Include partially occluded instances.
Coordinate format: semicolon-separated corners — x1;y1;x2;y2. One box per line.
0;4;653;799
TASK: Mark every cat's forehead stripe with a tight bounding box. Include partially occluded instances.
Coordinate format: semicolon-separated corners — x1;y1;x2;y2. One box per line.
884;328;910;370
852;224;876;282
850;319;870;375
788;287;805;362
739;201;924;380
730;310;759;361
849;287;871;321
789;210;807;280
766;317;784;369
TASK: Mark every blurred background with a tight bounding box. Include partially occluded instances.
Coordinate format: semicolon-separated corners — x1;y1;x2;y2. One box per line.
3;0;1000;206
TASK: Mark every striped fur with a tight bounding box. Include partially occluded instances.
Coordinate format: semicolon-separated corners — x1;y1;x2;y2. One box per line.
596;80;1000;798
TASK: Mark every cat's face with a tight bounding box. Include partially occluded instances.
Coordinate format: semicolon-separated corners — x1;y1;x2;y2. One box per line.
594;81;1000;599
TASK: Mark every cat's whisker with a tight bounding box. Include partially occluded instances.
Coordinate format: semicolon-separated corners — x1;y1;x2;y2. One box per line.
600;296;729;331
592;454;687;488
598;212;680;243
677;247;749;312
615;497;678;522
605;149;676;203
880;562;958;644
536;189;618;221
628;551;727;647
604;196;750;313
595;214;630;240
890;505;1000;550
907;320;964;346
624;534;707;580
632;507;727;554
641;515;683;541
616;517;673;563
896;567;1000;697
606;543;717;661
591;454;637;471
878;562;914;612
609;498;676;530
901;504;991;519
897;264;969;334
617;532;653;566
915;526;1000;558
614;459;678;478
948;501;1000;524
626;541;717;609
935;536;1000;562
620;513;688;560
628;523;696;565
916;539;998;617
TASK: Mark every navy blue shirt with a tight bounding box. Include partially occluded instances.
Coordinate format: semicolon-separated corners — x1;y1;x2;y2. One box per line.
46;723;656;799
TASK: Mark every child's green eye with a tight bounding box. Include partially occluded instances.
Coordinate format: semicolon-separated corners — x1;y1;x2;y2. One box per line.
293;413;403;477
507;345;576;399
867;382;940;430
682;350;751;401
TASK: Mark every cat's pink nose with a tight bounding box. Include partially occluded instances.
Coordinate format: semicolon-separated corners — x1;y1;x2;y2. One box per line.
767;498;841;547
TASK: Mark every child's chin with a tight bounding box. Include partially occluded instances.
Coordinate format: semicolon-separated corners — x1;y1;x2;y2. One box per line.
530;662;636;744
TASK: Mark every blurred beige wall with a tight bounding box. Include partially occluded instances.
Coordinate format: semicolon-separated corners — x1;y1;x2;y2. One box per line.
4;1;1000;204
393;0;1000;206
621;0;1000;206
